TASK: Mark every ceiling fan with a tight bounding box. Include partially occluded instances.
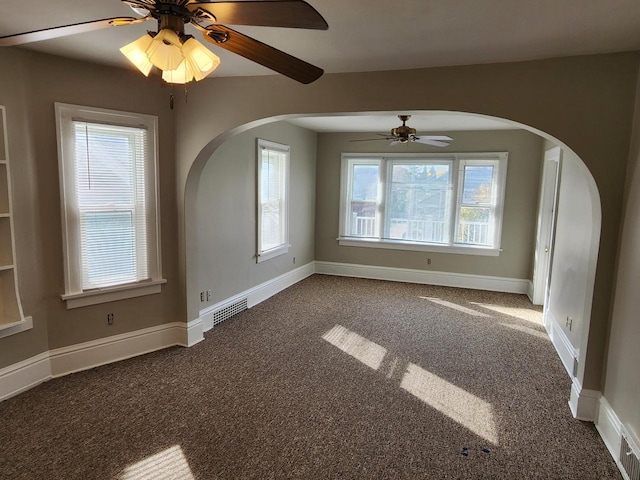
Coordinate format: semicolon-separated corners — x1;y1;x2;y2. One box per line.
351;115;453;147
0;0;328;84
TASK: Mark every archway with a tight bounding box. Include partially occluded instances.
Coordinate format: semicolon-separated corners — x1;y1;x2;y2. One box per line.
184;110;602;416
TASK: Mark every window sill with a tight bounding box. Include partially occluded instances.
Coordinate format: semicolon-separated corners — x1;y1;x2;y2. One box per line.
337;237;501;256
61;279;167;309
256;244;290;263
0;316;33;339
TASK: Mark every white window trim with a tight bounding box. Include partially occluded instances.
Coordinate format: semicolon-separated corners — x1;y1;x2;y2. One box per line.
55;103;164;308
256;139;290;263
338;152;508;255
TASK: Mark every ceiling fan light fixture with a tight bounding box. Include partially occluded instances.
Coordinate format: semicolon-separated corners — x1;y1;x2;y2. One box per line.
162;59;194;84
119;33;154;76
182;37;220;81
146;28;184;71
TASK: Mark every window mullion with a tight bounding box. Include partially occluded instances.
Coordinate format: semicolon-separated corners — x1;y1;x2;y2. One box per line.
450;158;462;246
378;158;388;240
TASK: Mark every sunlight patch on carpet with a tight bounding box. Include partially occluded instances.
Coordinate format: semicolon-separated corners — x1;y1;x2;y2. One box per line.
120;445;195;480
469;303;543;324
321;325;498;445
322;324;387;370
400;363;499;444
500;323;549;340
420;297;493;318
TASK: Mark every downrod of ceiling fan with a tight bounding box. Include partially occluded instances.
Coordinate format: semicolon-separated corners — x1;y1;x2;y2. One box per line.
156;7;189;36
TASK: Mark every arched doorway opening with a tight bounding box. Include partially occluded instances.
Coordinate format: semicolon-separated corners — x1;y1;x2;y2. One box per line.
184;110;602;416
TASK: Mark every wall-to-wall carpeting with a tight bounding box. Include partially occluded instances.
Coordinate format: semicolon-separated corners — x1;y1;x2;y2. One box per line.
0;275;621;479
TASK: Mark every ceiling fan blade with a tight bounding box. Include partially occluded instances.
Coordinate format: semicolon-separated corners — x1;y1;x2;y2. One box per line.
413;137;451;147
349;138;390;142
415;135;453;141
188;1;328;29
200;25;323;84
0;17;150;47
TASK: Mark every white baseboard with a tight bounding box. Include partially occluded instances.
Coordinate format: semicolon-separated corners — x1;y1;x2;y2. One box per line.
314;261;530;294
0;352;52;402
49;321;200;377
544;310;578;378
0;320;202;401
199;262;316;332
569;378;601;421
526;280;535;303
183;318;204;347
596;397;623;462
595;396;640;480
248;262;316;307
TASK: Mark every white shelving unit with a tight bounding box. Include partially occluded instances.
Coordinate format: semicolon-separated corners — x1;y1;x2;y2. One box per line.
0;105;32;338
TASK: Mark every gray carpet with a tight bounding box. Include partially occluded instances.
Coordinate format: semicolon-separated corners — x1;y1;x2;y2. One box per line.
0;275;622;479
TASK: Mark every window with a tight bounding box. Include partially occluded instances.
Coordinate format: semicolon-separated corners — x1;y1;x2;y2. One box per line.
257;139;289;262
339;153;507;255
56;103;164;308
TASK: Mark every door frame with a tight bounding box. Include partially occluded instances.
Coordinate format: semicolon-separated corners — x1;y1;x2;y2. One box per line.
532;146;562;306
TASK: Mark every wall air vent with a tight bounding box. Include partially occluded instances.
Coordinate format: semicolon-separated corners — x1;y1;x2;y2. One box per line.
212;298;248;327
620;427;640;480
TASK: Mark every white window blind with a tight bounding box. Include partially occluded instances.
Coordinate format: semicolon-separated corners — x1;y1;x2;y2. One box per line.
257;139;289;262
73;121;149;289
56;103;162;305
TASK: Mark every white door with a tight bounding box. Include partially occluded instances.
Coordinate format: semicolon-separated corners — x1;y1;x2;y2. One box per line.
532;147;561;306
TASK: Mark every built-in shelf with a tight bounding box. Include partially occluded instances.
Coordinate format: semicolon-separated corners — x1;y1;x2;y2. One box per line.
0;105;30;337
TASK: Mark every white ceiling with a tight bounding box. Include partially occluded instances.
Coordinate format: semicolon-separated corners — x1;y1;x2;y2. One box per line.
1;0;639;79
2;1;638;133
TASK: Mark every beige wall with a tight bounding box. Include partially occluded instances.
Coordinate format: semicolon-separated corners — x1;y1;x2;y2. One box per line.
314;129;543;278
0;46;637;404
178;53;638;390
0;48;180;369
196;121;316;308
603;65;640;443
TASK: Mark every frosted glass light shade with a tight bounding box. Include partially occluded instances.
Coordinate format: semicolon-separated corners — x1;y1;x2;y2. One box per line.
119;33;154;76
146;29;184;71
162;60;195;84
182;38;221;81
120;29;221;83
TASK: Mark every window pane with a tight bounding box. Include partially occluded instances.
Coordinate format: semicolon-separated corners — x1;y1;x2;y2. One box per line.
462;165;494;204
260;148;287;251
73;121;149;290
349;164;379;237
457;206;491;245
74;124;141;208
81;211;137;287
387;163;450;243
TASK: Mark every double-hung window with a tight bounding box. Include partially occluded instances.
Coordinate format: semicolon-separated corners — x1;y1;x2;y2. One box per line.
339;153;507;255
257;139;289;262
56;103;164;308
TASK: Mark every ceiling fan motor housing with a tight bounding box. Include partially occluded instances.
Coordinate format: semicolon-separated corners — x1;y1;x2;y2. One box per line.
391;125;416;141
156;3;191;37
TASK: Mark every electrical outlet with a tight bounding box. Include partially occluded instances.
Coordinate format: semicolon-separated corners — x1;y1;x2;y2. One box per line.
427;258;432;265
107;313;114;326
206;289;212;301
566;316;573;331
200;292;205;302
293;257;296;264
